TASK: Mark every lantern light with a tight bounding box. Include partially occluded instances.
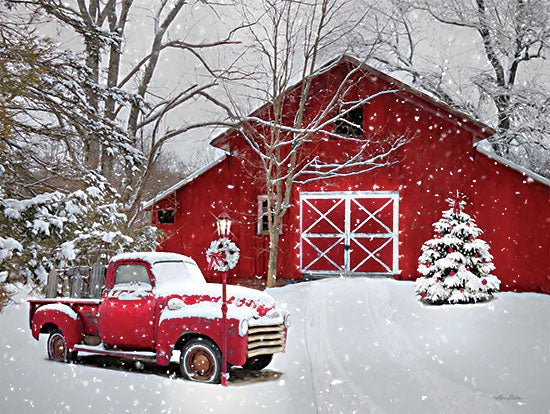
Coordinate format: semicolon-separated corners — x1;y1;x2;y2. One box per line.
216;210;232;238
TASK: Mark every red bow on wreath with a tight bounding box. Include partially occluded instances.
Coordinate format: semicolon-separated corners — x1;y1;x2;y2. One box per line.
208;251;225;271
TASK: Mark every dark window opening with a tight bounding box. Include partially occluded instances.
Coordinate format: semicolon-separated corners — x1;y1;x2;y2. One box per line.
157;209;175;224
257;196;283;235
334;107;363;136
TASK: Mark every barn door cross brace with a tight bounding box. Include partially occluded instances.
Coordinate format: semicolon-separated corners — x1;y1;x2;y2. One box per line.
301;236;344;272
351;198;393;234
302;198;344;235
350;237;393;273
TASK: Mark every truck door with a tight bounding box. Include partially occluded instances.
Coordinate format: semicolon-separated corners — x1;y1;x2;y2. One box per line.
99;262;155;350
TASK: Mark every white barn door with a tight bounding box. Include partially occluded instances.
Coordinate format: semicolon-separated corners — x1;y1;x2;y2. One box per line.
300;191;399;276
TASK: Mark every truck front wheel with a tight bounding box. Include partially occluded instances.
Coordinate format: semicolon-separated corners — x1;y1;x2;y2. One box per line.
47;331;77;363
180;338;222;383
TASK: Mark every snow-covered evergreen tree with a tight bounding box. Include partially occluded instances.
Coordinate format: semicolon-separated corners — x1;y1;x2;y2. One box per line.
415;198;501;304
0;172;159;285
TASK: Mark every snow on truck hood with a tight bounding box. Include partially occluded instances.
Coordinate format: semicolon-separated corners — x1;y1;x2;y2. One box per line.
157;283;281;324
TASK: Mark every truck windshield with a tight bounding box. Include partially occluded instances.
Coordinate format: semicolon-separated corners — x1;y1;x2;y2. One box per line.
151;260;206;290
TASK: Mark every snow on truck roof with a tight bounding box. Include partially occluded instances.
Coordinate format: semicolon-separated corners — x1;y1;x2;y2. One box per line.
111;252;195;265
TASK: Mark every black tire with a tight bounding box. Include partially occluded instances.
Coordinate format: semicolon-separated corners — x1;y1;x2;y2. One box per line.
242;354;273;371
47;331;78;363
180;337;222;383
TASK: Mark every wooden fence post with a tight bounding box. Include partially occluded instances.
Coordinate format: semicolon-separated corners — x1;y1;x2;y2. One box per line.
70;272;85;298
46;269;58;298
89;260;105;298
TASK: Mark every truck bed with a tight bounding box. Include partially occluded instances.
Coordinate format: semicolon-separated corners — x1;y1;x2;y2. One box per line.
29;297;101;337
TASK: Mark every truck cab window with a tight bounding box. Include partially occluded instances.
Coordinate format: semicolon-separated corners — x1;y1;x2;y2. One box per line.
114;264;151;285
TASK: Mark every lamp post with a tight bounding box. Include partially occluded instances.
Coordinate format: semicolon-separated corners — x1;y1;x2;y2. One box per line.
216;210;232;387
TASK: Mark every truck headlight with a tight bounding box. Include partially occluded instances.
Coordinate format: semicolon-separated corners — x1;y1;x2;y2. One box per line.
167;298;184;310
284;313;290;328
239;319;248;337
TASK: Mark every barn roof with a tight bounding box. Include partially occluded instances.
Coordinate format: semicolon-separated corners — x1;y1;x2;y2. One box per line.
475;140;550;187
148;56;547;208
143;154;226;209
209;54;495;148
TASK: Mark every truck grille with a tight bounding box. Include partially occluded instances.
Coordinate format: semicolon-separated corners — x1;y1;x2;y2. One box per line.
247;322;286;358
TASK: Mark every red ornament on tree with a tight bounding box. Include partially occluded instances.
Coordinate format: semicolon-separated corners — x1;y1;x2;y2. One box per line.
466;267;470;271
474;253;478;258
460;289;465;293
425;263;431;268
448;247;453;253
421;292;427;298
469;236;474;242
482;279;487;286
435;279;440;283
449;270;455;276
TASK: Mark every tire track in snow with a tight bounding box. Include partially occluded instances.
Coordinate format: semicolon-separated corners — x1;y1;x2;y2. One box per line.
305;280;384;414
362;282;498;413
302;282;321;413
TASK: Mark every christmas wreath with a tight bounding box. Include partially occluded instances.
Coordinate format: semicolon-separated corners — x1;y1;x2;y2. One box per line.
206;237;240;272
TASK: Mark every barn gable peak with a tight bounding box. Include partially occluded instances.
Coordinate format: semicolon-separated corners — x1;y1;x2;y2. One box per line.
209;54;495;149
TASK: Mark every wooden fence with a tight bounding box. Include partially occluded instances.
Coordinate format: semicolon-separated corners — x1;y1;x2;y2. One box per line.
46;258;107;299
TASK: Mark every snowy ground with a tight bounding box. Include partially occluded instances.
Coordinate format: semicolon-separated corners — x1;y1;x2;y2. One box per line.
1;278;550;414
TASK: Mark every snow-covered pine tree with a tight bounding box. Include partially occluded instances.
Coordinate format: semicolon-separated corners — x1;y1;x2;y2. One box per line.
415;198;501;304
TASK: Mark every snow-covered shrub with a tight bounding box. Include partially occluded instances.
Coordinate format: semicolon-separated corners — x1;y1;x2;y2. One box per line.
0;175;160;285
415;199;501;305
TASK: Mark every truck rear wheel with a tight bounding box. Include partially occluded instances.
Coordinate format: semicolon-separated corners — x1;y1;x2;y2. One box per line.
180;337;222;383
242;354;273;370
47;331;77;363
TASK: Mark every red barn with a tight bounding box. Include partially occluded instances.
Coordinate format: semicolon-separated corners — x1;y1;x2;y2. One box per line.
146;56;550;294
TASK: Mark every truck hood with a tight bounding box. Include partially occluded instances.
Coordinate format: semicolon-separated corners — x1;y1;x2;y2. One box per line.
156;283;284;324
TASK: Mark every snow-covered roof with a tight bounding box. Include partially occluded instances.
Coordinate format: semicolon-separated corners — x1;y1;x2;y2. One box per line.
475;140;550;187
111;251;194;265
143;155;227;209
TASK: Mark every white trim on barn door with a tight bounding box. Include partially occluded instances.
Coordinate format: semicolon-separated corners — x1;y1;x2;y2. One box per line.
300;191;400;276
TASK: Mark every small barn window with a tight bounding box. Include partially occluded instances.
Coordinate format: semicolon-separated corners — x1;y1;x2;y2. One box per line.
257;195;283;235
157;209;175;224
334;107;363;136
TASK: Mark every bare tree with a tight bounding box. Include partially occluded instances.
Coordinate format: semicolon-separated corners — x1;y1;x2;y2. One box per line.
354;0;550;177
7;0;248;223
214;0;411;287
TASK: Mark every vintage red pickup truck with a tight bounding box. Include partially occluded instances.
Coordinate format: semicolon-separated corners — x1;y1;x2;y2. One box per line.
28;252;289;383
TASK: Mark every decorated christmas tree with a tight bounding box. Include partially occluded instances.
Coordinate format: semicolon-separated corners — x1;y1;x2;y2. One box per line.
415;198;501;304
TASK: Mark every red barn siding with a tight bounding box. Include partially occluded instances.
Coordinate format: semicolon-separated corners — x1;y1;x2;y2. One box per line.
472;153;550;293
150;58;550;293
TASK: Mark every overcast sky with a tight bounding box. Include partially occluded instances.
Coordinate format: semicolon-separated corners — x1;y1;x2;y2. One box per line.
35;1;550;168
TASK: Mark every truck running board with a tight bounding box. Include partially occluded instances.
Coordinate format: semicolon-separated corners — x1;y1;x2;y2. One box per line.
73;344;156;360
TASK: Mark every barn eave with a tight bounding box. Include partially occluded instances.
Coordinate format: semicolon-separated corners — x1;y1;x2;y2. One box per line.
475;139;550;187
143;154;227;209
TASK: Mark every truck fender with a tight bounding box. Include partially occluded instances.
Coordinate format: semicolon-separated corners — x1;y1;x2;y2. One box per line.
31;304;84;350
